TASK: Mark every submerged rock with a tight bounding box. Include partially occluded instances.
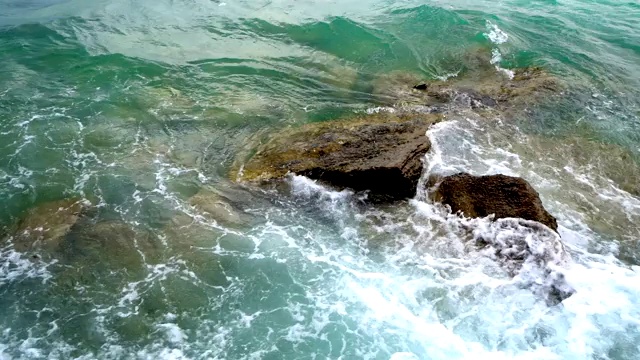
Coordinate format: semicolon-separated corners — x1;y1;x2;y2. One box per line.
188;188;248;227
471;218;574;306
232;112;443;201
10;198;88;253
429;173;558;232
5;198;164;272
60;220;160;270
374;65;560;114
520;135;640;197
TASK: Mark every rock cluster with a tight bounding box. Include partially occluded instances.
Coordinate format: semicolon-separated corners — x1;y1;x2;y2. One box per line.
228;65;572;304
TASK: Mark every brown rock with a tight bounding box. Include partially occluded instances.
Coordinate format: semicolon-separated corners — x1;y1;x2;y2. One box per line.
232;112;443;200
430;173;558;231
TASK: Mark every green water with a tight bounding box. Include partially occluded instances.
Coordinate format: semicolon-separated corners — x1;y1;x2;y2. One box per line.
1;0;640;359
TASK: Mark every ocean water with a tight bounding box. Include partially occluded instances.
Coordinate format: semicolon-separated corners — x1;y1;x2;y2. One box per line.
1;0;640;359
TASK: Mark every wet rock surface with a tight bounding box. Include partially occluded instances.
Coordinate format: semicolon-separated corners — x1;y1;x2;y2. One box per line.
429;173;558;231
233;112;443;201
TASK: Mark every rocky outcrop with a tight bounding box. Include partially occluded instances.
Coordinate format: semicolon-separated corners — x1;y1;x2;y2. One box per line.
230;62;563;201
232;112;443;201
429;173;558;231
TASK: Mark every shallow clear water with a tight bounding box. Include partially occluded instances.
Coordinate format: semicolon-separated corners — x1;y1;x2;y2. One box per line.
1;0;639;359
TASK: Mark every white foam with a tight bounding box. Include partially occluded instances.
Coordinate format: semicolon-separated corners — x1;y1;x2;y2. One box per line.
0;343;9;360
485;21;509;45
365;106;396;114
139;348;190;360
483;23;515;79
435;71;460;81
390;352;420;360
490;49;515;79
157;323;187;344
0;244;55;286
289;174;353;203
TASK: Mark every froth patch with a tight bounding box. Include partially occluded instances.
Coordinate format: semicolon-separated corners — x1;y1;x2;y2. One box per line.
0;244;55;286
484;21;509;45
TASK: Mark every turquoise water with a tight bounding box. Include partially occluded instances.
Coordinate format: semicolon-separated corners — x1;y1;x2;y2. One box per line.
1;0;640;359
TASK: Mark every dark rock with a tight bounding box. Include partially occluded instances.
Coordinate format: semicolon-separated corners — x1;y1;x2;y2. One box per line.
429;173;558;231
232;112;443;200
413;83;428;90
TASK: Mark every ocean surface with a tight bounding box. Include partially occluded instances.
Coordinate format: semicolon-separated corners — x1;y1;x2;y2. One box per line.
1;0;640;359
